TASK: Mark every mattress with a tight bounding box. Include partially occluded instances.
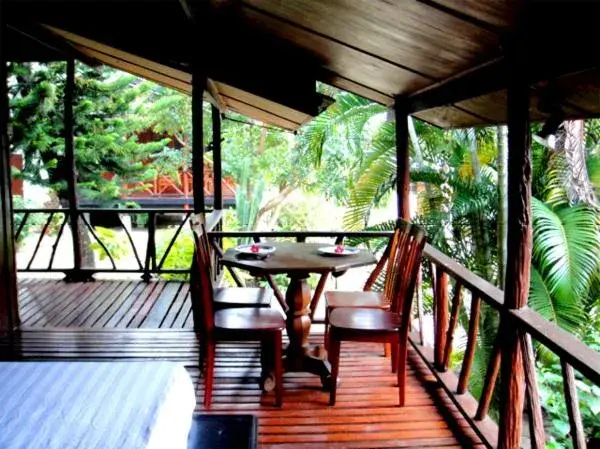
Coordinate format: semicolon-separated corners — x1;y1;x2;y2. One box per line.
0;361;196;449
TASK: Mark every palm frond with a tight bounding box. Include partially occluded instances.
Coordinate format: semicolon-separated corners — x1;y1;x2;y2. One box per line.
532;198;600;306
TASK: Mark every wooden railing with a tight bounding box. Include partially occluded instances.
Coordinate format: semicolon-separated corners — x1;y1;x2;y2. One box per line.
208;230;600;448
13;207;222;281
421;243;600;449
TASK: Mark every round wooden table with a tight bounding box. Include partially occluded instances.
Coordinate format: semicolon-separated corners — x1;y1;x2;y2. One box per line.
221;241;376;388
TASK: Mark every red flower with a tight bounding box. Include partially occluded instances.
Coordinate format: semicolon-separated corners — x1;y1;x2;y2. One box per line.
251;244;260;253
335;245;344;254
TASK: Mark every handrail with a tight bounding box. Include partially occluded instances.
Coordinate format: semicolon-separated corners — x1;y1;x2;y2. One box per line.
511;307;600;385
423;244;504;309
13;207;219;280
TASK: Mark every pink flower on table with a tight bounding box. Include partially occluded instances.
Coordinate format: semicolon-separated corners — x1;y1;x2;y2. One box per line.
335;245;344;254
251;244;260;253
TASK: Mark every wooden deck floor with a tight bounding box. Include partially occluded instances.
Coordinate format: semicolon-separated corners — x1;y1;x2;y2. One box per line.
11;278;485;447
18;278;193;328
0;329;482;448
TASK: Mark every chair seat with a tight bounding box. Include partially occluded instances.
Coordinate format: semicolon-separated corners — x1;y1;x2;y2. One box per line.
215;308;285;331
329;308;400;332
325;291;387;309
214;287;271;309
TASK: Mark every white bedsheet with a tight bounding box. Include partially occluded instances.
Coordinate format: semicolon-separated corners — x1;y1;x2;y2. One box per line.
0;362;196;449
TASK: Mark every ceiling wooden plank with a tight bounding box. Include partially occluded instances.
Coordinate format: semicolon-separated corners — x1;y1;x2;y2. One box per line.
418;0;512;30
241;0;500;80
239;7;431;97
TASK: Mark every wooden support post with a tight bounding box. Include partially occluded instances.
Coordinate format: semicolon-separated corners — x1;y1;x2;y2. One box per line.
498;18;532;447
211;105;223;211
192;53;206;213
64;58;83;281
394;98;410;220
0;6;19;332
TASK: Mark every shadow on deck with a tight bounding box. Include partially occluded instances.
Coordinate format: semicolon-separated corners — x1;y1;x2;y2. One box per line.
9;278;485;448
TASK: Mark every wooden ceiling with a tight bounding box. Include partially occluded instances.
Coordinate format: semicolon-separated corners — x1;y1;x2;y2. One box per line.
5;0;600;129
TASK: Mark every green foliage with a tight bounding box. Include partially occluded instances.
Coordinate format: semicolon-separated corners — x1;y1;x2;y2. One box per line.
156;229;194;281
12;197;48;244
538;353;600;447
89;227;129;261
9;62;164;204
530;199;599;332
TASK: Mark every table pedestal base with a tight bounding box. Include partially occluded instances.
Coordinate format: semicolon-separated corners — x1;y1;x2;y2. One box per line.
284;274;333;389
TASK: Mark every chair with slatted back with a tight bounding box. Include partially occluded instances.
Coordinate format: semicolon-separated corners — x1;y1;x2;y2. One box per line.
327;221;426;406
323;219;404;352
192;222;285;408
190;215;272;310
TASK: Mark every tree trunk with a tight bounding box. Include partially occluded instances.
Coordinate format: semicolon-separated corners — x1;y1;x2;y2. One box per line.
468;129;493;281
497;125;508;286
557;120;598;206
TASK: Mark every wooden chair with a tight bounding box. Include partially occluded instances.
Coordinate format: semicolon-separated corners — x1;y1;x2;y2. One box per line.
323;219;403;351
327;221;426;406
190;215;271;310
192;223;285;408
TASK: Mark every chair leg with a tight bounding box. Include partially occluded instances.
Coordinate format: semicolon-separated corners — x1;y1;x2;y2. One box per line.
274;330;283;407
397;343;408;407
204;339;216;409
384;343;391;358
391;342;398;373
324;307;330;350
329;337;341;406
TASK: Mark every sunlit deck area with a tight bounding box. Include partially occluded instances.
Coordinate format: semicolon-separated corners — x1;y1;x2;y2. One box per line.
17;278;193;329
0;325;483;448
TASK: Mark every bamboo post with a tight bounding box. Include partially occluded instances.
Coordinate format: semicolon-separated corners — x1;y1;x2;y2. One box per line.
0;6;20;332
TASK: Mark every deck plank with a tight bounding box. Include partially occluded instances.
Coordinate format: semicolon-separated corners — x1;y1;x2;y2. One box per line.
0;329;482;448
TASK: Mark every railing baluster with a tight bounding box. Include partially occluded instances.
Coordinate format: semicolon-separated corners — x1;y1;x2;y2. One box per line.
15;211;30;241
296;236;306;243
416;266;425;346
143;211;156;281
523;334;546;449
442;280;463;371
561;360;587;449
458;294;481;394
475;333;501;420
26;212;55;270
80;214;117;269
47;214;69;269
434;267;449;371
157;211;191;270
118;214;143;270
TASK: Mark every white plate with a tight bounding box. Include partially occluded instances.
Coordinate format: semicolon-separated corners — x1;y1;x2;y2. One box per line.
235;244;276;256
317;246;360;257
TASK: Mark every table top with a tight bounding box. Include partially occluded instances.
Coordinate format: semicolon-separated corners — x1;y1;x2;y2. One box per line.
221;242;376;276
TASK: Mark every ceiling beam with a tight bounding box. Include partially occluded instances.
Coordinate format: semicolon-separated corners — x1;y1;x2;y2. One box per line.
407;53;600;114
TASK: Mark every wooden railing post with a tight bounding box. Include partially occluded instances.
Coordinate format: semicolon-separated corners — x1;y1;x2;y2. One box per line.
211;105;222;210
64;58;84;282
434;267;449;371
394;97;410;220
0;6;19;332
498;11;532;445
192;20;206;214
